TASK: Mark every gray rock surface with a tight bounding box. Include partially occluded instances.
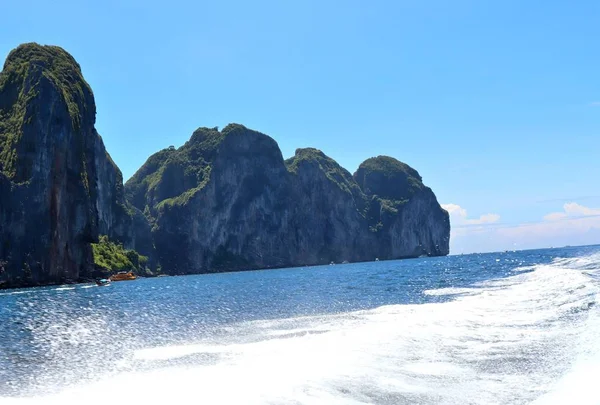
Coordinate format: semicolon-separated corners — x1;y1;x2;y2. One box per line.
126;126;450;274
0;43;146;287
0;43;449;287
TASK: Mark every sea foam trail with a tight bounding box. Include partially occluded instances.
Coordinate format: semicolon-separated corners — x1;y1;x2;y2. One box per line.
3;254;600;405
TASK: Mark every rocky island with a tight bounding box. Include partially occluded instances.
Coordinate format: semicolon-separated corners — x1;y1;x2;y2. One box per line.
0;43;450;288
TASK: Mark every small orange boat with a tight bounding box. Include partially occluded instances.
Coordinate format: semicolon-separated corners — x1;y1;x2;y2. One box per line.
109;271;137;282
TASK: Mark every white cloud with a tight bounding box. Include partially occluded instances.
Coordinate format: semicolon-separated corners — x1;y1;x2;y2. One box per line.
544;202;600;220
496;216;600;250
443;202;600;254
501;203;600;242
543;212;568;221
590;101;600;107
441;203;500;225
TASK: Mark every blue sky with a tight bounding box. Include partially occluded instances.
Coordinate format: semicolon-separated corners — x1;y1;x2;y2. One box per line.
1;0;599;253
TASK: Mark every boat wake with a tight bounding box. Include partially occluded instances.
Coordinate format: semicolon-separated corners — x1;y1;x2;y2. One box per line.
3;253;600;404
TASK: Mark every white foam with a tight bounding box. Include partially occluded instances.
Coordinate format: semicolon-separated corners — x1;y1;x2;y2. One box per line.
0;290;28;296
133;343;233;361
422;287;481;296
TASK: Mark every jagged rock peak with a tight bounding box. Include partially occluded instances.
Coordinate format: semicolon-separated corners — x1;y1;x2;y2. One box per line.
291;147;327;159
1;42;96;125
354;155;424;201
186;123;278;150
4;43;82;73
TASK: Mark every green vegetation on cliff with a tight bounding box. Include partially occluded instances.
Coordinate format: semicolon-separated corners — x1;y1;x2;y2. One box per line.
91;235;148;274
286;148;363;196
354;156;424;201
2;43;93;128
0;43;94;181
352;156;426;232
125;126;226;217
126;124;274;217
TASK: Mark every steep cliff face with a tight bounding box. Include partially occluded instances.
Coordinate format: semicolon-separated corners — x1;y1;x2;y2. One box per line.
127;125;298;273
0;43;145;287
355;156;450;258
285;148;373;264
126;125;450;274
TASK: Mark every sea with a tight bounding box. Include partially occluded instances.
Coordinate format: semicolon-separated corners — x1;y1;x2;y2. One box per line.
1;245;599;405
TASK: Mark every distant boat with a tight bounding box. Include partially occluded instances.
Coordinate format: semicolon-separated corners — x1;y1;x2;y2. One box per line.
375;258;379;261
95;278;111;286
109;271;137;282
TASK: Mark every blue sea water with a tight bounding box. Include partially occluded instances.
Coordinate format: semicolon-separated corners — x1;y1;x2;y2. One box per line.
1;246;600;404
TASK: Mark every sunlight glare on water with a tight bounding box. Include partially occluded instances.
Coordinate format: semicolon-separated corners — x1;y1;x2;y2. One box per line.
1;247;600;404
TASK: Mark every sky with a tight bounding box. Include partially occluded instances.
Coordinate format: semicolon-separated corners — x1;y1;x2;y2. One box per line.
1;0;599;254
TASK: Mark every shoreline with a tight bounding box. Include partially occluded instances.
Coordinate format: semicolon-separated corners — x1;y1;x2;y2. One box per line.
3;244;599;291
0;252;447;291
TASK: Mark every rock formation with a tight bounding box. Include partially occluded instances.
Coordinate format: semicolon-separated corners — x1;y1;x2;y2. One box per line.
126;125;450;274
0;43;148;287
0;43;450;288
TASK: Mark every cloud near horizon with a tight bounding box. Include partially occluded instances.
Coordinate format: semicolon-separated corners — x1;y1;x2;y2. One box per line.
442;202;600;254
543;202;600;221
441;203;501;226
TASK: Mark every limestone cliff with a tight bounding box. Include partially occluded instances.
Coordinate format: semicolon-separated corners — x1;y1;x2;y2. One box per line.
0;42;449;287
285;148;374;264
0;43;147;287
355;156;450;258
126;125;450;273
126;125;298;274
